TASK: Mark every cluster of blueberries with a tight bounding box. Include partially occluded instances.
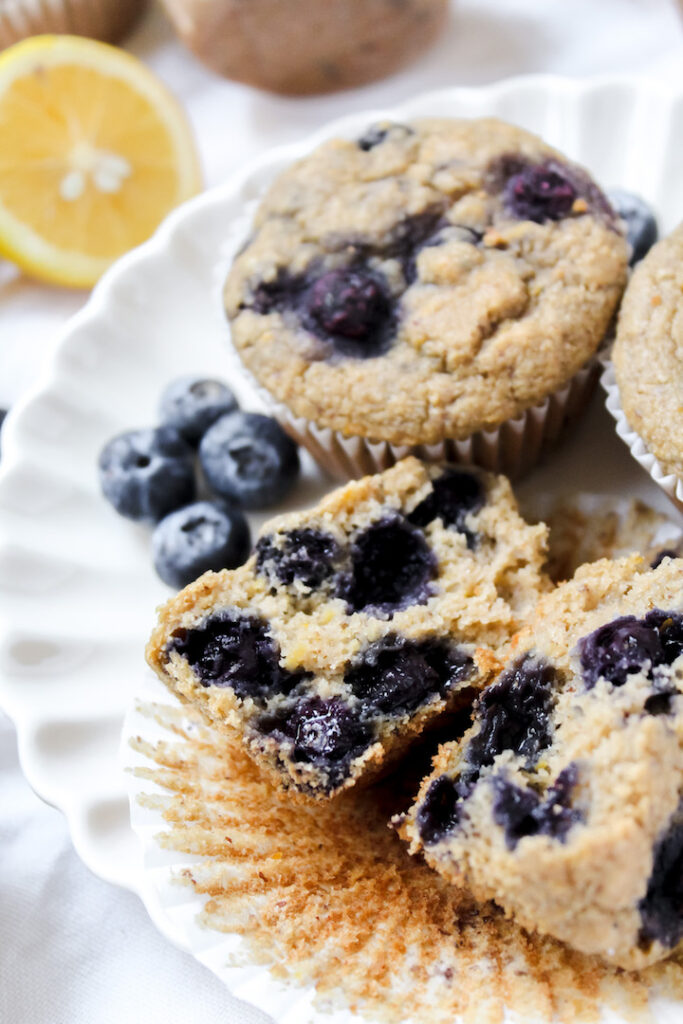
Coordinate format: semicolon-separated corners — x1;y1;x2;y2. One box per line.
167;467;484;789
98;377;300;588
171;604;475;792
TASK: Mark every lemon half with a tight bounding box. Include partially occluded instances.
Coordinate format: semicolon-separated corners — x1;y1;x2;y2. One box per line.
0;35;202;287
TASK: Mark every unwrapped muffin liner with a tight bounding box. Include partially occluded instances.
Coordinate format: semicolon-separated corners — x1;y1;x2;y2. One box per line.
0;0;146;48
601;360;683;515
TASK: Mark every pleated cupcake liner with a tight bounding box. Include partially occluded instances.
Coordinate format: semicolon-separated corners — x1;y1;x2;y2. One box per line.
601;360;683;516
0;0;146;49
235;355;600;483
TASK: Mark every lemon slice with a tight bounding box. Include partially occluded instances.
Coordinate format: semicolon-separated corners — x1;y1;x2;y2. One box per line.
0;35;202;288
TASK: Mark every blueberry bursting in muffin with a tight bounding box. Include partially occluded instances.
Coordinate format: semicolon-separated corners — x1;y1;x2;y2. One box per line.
397;555;683;969
146;457;548;798
224;117;628;447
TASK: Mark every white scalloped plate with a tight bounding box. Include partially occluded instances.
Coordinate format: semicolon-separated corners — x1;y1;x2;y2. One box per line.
2;75;683;1022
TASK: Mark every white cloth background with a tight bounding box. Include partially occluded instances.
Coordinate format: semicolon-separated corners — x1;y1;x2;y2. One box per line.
1;1;681;1021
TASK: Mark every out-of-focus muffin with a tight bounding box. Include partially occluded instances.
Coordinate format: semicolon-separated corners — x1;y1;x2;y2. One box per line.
0;0;147;48
159;0;449;95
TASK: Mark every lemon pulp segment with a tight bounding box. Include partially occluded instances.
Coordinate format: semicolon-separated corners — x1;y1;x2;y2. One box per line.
0;36;202;286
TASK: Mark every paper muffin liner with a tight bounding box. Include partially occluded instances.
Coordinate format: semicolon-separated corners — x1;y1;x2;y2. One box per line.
242;358;600;483
0;0;146;48
601;360;683;516
123;666;683;1024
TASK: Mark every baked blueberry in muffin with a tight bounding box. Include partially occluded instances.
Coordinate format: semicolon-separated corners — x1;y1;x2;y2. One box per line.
225;117;627;449
397;555;683;969
146;457;548;798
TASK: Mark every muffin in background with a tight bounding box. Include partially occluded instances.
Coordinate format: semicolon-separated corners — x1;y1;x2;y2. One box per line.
158;0;448;95
0;0;147;48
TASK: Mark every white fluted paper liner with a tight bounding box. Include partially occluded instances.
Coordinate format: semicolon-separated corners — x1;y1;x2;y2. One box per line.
0;0;146;47
258;361;600;482
122;672;417;1024
601;361;683;516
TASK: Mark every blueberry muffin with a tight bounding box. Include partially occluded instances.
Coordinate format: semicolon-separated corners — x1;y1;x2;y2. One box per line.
225;117;628;450
160;0;447;95
146;457;548;799
613;222;683;478
397;555;683;969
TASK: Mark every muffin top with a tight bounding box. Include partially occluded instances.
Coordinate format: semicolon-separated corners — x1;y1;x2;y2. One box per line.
224;117;628;445
613;221;683;477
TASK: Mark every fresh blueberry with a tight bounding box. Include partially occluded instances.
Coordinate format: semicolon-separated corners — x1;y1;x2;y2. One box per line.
608;189;658;264
465;656;557;772
357;122;414;151
159;376;238;445
303;267;394;356
255;527;341;590
339;516;436;616
199;411;299;509
408;468;485;546
152;500;251;588
639;804;683;950
346;635;473;715
504;160;577;223
98;426;195;523
168;610;306;701
579;615;663;689
492;764;580;849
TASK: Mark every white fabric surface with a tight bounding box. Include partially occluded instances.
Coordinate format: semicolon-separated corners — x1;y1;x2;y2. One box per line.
0;1;682;1020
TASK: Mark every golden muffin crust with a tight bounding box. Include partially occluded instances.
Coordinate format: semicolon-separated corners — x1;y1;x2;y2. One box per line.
225;117;628;444
613;222;683;477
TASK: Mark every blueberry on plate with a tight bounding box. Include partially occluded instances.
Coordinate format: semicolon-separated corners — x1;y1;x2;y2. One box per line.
159;376;238;445
152;500;251;588
607;189;658;264
199;411;299;509
98;426;195;522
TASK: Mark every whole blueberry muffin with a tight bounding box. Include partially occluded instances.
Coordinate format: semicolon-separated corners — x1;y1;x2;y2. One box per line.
397;554;683;969
146;457;548;799
612;222;683;478
225;117;628;451
160;0;447;95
